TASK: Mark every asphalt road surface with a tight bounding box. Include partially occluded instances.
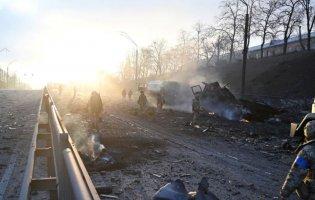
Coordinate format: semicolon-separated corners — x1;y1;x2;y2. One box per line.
0;90;41;200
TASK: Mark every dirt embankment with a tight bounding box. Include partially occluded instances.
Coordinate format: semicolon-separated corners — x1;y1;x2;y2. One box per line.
214;51;315;99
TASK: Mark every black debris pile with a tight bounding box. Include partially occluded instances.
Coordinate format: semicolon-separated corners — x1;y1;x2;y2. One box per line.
153;177;219;200
79;134;115;171
80;148;115;171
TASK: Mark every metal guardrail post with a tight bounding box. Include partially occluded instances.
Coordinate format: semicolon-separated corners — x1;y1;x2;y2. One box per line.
20;87;100;200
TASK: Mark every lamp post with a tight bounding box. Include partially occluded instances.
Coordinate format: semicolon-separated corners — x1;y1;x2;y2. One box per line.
120;32;139;85
240;0;249;99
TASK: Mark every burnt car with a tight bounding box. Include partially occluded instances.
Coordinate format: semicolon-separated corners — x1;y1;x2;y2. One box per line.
191;81;281;121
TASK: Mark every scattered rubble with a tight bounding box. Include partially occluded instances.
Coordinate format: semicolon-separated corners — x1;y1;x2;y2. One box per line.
53;88;297;199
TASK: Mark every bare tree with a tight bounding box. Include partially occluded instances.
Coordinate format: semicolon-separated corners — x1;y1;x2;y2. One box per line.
163;48;182;73
150;40;167;75
138;48;153;79
255;0;281;58
217;0;242;63
299;25;306;49
279;0;303;54
120;55;135;81
199;28;216;66
301;0;315;50
193;22;203;63
177;30;194;70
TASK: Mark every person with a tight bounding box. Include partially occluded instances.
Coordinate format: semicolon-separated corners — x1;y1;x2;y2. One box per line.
191;93;201;126
122;89;126;100
88;91;103;130
73;86;77;99
156;93;165;113
128;89;133;100
58;84;63;95
138;90;148;111
280;121;315;199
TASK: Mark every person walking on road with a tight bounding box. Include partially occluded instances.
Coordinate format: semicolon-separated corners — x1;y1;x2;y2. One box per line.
138;90;148;112
88;91;103;130
128;89;133;100
156;93;165;113
191;93;201;126
122;89;127;100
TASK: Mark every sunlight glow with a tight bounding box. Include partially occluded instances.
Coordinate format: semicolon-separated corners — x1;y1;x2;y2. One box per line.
22;13;131;87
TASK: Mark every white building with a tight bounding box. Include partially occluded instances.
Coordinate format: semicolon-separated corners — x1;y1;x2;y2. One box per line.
219;32;315;62
248;32;315;59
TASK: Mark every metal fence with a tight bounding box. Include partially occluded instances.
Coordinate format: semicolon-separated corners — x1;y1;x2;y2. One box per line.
19;87;100;200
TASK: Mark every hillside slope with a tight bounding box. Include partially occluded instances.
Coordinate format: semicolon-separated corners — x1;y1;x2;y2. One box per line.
214;51;315;98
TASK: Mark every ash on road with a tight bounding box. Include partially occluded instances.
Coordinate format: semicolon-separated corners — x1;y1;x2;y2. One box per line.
0;90;41;200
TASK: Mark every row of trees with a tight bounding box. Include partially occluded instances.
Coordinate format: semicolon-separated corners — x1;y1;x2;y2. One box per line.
120;0;315;81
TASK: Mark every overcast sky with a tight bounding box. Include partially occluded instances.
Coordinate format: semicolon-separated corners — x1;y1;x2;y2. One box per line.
0;0;224;86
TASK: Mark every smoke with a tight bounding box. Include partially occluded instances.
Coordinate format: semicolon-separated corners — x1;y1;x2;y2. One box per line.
63;113;104;160
88;134;106;160
165;103;192;113
200;99;243;120
160;65;223;113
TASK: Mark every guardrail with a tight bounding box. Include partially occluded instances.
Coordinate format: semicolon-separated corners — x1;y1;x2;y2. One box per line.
19;87;100;200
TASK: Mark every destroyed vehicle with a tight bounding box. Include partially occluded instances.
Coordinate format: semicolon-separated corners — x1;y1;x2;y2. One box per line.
191;82;281;121
147;80;192;106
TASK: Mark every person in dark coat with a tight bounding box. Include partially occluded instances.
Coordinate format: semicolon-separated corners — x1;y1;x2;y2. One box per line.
128;89;133;100
88;91;103;130
122;89;127;100
138;90;148;111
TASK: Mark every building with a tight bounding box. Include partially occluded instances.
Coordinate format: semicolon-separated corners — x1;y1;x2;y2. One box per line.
248;32;315;59
218;32;315;63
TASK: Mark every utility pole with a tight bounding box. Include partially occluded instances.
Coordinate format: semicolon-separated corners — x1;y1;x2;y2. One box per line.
197;29;200;63
241;1;249;98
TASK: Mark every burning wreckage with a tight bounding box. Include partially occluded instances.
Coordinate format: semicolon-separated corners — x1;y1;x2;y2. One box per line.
191;82;281;122
145;80;280;121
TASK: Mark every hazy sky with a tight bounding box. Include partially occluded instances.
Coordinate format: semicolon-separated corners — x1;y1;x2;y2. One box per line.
0;0;223;86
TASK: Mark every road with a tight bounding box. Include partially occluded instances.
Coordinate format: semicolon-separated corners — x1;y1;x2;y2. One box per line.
50;90;298;199
90;107;294;199
0;89;296;199
0;90;41;200
59;98;297;199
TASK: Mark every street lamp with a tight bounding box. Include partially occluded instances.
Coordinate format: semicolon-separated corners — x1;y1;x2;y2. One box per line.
240;0;249;98
120;32;139;84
